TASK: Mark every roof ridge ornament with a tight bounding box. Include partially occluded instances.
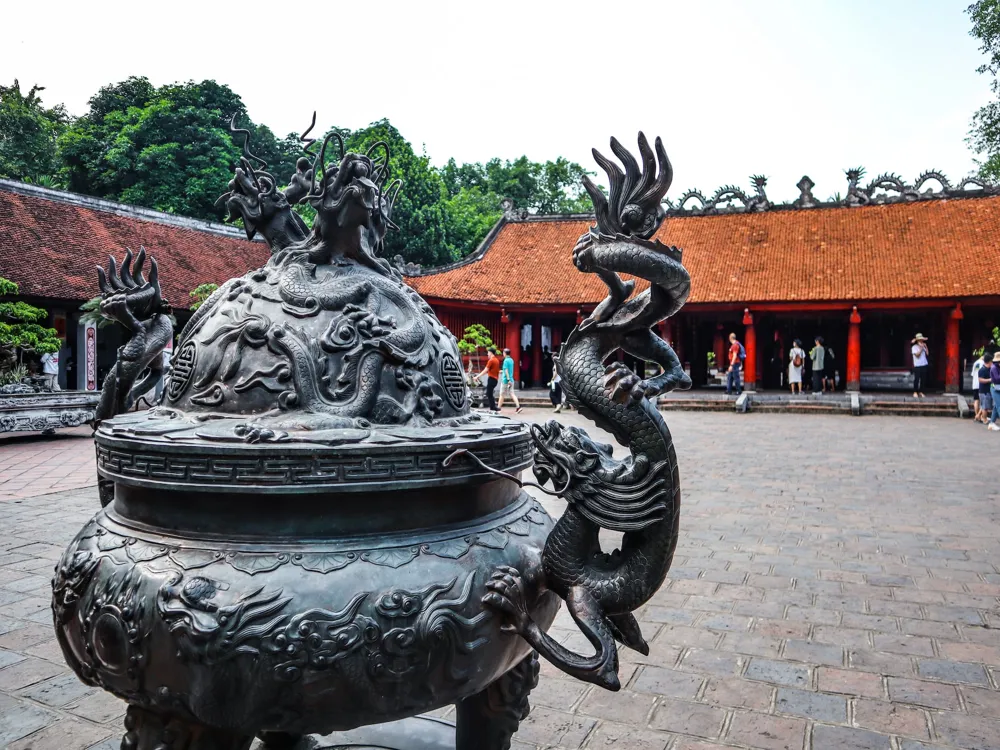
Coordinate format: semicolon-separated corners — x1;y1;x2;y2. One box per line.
656;168;1000;216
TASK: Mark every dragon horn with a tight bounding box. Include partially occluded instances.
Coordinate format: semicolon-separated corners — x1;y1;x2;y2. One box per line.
631;132;657;201
107;256;123;291
300;111;318;155
635;137;673;206
591;147;624;233
581;174;612;234
609;136;640;206
119;248;135;287
97;265;110;295
148;257;160;293
133;247;146;285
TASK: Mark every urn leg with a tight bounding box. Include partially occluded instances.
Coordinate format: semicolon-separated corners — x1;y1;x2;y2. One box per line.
455;651;539;750
120;705;254;750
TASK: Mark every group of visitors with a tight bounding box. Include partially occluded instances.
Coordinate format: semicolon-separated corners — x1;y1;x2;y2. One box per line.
474;347;566;414
475;347;524;414
786;337;836;395
971;347;1000;430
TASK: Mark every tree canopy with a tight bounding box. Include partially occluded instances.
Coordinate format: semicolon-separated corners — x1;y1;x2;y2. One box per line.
0;81;68;183
0;77;593;267
968;0;1000;179
0;278;60;375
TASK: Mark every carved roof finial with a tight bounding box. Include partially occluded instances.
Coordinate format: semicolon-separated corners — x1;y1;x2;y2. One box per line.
793;175;818;208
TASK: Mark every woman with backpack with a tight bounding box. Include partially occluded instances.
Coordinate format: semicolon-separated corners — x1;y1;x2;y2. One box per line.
788;338;805;394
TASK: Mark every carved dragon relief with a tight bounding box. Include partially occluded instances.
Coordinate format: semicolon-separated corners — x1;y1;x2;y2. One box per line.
135;116;468;440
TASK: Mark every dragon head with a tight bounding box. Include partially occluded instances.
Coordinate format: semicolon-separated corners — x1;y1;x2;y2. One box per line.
222;158;290;241
306;134;401;261
531;420;670;532
531;420;619;493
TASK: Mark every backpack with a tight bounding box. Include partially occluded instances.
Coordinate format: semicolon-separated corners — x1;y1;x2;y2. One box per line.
738;342;746;361
793;351;803;368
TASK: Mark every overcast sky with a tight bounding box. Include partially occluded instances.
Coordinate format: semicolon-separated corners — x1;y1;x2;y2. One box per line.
1;0;990;202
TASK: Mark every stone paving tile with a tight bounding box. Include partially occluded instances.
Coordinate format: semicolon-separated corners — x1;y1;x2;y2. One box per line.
812;723;893;749
725;711;806;750
774;685;847;723
3;410;1000;748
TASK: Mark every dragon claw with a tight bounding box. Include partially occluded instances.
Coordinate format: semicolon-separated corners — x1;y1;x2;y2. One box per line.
483;567;531;633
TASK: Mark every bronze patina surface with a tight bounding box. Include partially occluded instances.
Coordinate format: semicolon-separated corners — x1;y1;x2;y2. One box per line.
52;127;690;749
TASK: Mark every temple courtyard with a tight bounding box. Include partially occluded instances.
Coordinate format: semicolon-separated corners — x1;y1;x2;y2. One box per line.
0;410;996;750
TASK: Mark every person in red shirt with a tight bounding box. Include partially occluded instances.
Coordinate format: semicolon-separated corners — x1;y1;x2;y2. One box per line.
477;348;502;412
726;332;744;396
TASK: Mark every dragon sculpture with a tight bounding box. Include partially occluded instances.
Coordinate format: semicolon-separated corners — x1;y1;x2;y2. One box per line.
93;247;173;506
478;133;692;690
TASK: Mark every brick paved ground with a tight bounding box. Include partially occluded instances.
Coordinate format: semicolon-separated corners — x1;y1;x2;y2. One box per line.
0;427;96;500
0;410;998;749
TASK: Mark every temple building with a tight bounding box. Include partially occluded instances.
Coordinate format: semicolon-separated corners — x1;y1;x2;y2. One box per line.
407;172;1000;393
0;171;997;394
0;179;268;390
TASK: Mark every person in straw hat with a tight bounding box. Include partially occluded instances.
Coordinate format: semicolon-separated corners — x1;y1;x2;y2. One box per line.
911;333;929;398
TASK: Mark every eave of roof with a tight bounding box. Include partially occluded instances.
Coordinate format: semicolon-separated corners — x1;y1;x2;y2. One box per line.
406;195;1000;307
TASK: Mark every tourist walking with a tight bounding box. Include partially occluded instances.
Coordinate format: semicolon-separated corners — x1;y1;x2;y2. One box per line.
988;351;1000;431
810;337;825;394
549;370;563;413
788;339;805;394
476;347;501;413
40;350;60;391
824;345;837;392
725;332;745;395
497;348;522;413
911;333;929;398
971;351;987;422
978;352;994;425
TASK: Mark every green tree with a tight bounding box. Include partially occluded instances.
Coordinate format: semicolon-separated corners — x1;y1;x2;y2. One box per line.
58;78;297;221
0;80;68;183
456;323;494;378
968;0;1000;178
189;283;219;310
441;155;593;214
0;278;60;375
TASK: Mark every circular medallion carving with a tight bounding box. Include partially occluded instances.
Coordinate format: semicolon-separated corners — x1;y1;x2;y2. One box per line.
92;612;128;674
166;341;197;401
440;355;466;408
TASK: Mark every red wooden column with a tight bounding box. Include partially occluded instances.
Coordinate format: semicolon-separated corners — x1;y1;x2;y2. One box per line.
945;303;963;393
551;325;562;356
847;306;862;392
502;309;521;383
742;309;757;391
531;318;543;386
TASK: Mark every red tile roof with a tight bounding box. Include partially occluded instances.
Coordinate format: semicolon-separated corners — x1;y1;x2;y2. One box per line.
409;197;1000;306
0;183;269;306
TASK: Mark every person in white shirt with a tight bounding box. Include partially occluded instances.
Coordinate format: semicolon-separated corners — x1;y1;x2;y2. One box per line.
971;353;986;421
39;351;60;391
911;333;929;398
788;339;805;394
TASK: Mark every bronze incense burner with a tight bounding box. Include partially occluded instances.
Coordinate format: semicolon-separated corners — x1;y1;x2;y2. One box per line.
52;127;691;749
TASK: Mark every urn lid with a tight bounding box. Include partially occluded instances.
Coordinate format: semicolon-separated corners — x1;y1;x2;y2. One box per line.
95;140;531;493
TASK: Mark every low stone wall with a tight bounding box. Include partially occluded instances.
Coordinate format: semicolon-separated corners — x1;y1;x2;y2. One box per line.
860;369;913;390
0;391;99;434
